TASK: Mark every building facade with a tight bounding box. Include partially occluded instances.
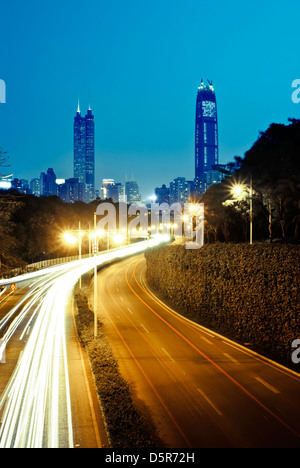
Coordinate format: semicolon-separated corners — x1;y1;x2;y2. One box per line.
100;179;126;203
195;79;218;183
58;178;85;203
169;177;192;204
30;178;40;196
155;184;170;204
125;180;141;203
40;168;57;197
73;103;95;202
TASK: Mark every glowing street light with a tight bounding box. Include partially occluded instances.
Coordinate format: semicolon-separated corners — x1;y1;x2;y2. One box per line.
149;195;157;203
113;234;125;244
63;233;78;245
230;178;253;245
189;204;198;214
63;222;84;287
230;183;246;200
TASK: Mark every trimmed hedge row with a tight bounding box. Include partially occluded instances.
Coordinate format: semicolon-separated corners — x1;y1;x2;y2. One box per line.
145;242;300;370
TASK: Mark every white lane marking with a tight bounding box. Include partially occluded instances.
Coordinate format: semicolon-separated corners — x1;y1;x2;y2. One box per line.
161;347;175;363
223;353;240;365
127;307;133;315
201;335;213;345
120;296;124;302
72;300;102;448
197;389;223;416
140;323;149;334
0;290;14;305
201;330;215;338
255;377;280;394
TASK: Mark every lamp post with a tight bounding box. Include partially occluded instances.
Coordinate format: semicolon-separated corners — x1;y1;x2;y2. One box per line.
93;212;98;338
249;176;253;245
78;221;83;289
63;221;84;288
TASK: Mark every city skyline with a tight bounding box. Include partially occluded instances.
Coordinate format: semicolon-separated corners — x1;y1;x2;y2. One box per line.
0;1;299;451
1;0;300;199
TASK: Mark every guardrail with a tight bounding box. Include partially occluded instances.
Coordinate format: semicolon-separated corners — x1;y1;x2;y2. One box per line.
0;235;171;281
0;253;92;280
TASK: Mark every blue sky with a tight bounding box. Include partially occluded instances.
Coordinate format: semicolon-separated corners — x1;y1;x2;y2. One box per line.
0;0;299;199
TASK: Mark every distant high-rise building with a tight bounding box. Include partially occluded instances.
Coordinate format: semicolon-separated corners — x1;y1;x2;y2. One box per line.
169;177;192;204
107;183;126;203
195;79;218;182
125;180;141;203
30;178;40;196
11;178;23;192
100;179;126;203
40;168;57;197
11;179;30;194
73;102;95;202
155;184;170;204
58;177;85;203
100;179;115;200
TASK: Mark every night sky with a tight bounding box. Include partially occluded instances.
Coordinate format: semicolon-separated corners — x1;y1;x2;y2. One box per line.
1;0;299;199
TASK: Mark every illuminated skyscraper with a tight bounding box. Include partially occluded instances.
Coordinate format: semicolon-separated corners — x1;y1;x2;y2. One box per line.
195;79;218;181
40;168;57;197
73;101;95;202
125;179;141;203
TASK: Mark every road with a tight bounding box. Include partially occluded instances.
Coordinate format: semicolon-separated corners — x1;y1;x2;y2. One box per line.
95;253;300;448
0;238;167;448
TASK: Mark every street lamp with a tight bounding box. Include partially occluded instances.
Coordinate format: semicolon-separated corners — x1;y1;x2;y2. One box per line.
93;213;98;338
113;234;125;245
63;233;77;245
231;184;245;199
63;221;84;287
230;177;253;245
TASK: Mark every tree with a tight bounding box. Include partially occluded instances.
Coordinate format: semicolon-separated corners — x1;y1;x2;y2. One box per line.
0;148;10;169
199;119;300;243
236;120;300;241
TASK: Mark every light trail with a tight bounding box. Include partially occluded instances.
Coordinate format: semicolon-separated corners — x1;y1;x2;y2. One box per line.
0;237;169;448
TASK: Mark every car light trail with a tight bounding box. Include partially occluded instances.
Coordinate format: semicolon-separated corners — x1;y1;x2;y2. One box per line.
0;237;169;448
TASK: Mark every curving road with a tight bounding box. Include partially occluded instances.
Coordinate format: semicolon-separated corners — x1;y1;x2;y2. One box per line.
95;253;300;448
1;238;300;448
0;239;166;448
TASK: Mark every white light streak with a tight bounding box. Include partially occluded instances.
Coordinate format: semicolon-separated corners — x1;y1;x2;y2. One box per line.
0;237;168;448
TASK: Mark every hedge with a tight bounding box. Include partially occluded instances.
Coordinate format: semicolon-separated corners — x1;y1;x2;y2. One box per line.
145;242;300;371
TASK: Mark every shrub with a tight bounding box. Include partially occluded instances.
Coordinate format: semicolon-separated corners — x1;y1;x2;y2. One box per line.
145;242;300;370
74;279;160;448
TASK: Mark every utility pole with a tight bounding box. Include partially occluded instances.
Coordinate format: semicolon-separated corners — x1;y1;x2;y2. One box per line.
79;221;82;289
93;212;98;338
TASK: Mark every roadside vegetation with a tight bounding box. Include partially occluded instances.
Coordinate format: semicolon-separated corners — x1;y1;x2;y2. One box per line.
73;273;160;448
145;242;300;371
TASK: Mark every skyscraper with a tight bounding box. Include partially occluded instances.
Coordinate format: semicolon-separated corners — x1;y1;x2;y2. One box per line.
73;102;95;202
125;180;141;203
195;79;218;182
40;168;57;197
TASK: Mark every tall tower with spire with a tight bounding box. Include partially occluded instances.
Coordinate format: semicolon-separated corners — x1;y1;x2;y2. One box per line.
73;100;95;202
195;79;218;183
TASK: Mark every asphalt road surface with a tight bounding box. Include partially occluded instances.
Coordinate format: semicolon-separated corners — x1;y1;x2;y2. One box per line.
95;253;300;448
0;266;107;448
0;239;165;448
